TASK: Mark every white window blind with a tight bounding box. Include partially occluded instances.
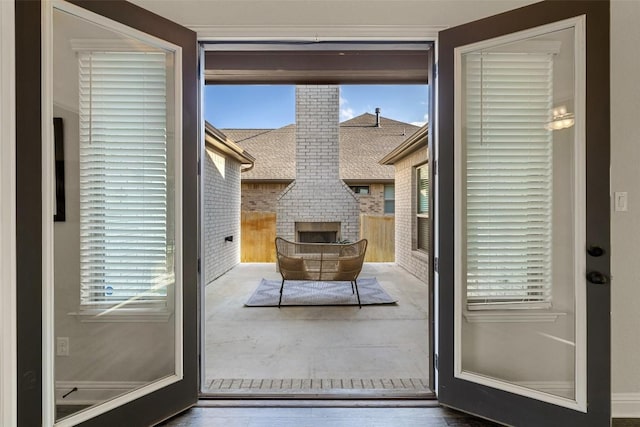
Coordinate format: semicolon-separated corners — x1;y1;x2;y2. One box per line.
416;164;429;252
79;51;171;306
464;52;553;309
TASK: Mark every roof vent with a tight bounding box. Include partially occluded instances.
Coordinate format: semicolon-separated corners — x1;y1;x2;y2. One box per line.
375;107;381;127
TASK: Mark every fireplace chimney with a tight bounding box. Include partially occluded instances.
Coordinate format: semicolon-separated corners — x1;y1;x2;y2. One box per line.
276;85;360;243
375;107;381;127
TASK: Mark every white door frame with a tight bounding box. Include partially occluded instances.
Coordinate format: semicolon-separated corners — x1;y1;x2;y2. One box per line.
197;24;442;396
0;1;17;426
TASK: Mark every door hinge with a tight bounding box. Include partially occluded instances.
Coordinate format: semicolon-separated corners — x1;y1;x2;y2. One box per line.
197;158;201;176
434;353;439;370
434;61;438;79
197;258;201;274
434;257;439;273
434;159;438;176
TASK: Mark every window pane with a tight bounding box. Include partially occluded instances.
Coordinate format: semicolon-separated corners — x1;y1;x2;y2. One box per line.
383;184;395;214
417;216;429;251
350;185;370;195
384;200;395;214
383;184;394;199
417;165;428;214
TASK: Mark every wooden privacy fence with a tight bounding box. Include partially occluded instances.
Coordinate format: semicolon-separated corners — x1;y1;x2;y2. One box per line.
240;212;395;263
241;211;276;262
359;214;395;262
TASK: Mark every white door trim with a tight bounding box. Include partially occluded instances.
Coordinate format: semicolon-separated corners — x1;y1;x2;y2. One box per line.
193;24;445;42
0;1;17;426
196;27;439;397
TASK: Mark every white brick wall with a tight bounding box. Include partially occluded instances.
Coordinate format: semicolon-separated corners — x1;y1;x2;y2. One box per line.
394;150;429;282
203;147;242;284
277;85;360;242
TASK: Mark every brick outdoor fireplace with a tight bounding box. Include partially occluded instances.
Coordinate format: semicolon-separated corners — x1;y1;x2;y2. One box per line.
295;221;341;243
276;85;359;243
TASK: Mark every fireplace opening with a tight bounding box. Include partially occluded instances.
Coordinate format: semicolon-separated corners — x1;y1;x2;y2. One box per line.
295;222;341;243
298;231;337;244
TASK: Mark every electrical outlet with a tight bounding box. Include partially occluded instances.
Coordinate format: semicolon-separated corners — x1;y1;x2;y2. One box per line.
56;337;69;356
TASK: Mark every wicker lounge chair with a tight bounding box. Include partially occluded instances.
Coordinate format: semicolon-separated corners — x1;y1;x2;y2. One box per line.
274;237;368;308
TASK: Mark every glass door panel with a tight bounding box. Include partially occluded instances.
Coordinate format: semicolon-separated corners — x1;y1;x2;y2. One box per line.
455;21;584;409
49;2;183;423
437;1;610;425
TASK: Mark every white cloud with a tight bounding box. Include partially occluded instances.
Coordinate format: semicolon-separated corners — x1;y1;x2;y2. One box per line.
410;113;428;127
339;96;354;120
341;107;355;121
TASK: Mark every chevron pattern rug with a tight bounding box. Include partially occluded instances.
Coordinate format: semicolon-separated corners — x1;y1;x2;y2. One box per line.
245;277;397;307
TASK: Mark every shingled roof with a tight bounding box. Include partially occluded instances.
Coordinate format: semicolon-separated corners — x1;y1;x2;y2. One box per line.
222;113;419;183
222;125;296;182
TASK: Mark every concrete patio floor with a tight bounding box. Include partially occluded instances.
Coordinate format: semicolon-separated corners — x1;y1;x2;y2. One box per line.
203;262;430;397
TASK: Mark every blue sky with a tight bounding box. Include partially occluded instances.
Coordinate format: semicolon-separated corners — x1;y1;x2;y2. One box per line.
204;84;429;129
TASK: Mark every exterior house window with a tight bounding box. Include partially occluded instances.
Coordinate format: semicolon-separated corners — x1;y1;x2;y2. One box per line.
416;165;429;252
78;51;175;308
384;184;395;214
463;51;553;309
350;185;370;195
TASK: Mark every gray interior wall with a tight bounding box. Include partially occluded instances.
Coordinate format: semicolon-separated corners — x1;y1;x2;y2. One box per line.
130;0;535;35
203;147;242;284
611;0;640;396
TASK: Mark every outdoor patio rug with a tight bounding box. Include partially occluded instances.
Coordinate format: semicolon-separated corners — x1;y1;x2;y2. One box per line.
245;277;397;307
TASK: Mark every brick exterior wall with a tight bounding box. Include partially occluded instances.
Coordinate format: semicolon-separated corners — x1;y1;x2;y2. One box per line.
355;183;388;215
243;181;389;216
394;150;429;282
204;147;242;284
241;182;290;212
277;85;360;242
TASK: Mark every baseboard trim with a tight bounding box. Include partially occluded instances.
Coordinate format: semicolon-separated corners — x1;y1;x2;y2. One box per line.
56;381;145;405
612;393;640;418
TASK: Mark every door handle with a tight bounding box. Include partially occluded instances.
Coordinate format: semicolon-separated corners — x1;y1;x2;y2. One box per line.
586;271;609;285
587;245;605;257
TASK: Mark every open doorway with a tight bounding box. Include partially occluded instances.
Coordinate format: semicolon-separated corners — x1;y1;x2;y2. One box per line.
200;44;434;398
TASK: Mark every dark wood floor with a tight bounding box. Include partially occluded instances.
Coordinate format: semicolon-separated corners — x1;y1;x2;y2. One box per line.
157;406;500;427
157;405;640;427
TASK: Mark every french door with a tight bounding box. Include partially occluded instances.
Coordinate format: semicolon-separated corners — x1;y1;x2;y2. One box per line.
16;0;198;425
437;1;610;425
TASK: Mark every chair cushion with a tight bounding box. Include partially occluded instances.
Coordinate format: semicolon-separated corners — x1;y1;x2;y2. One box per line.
279;255;309;280
331;255;362;281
